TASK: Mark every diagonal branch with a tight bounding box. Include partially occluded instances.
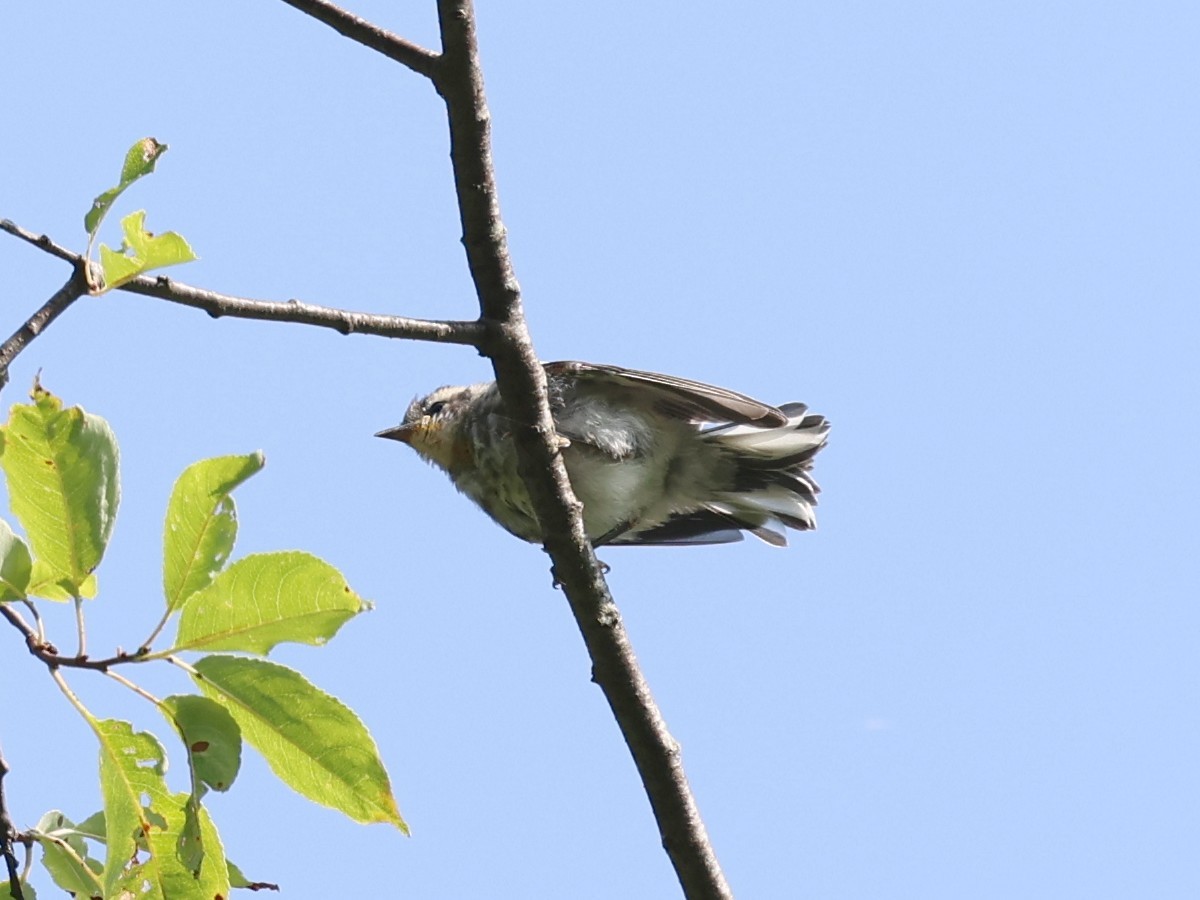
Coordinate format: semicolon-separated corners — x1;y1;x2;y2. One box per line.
3;1;733;893
0;218;485;360
276;0;441;78
433;2;732;897
0;266;88;390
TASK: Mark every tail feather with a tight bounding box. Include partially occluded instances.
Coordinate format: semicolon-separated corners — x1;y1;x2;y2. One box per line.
701;406;830;546
610;404;829;547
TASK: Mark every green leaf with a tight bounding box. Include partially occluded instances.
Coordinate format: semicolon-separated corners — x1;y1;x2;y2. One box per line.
94;719;166;898
193;655;407;831
92;720;231;896
227;859;252;888
29;810;102;898
0;382;119;595
163;452;264;612
0;518;32;601
97;209;197;292
84;137;167;236
73;810;106;840
160;693;242;792
97;241;143;286
26;562;97;602
171;551;369;655
0;881;36;900
225;858;280;891
144;792;230;895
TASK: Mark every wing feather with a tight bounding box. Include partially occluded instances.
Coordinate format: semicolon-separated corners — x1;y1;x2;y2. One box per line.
545;361;787;427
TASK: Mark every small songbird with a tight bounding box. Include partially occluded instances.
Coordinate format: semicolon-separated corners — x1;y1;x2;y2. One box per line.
376;361;829;546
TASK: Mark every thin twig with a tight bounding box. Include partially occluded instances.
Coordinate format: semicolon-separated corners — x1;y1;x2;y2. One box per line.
0;604;142;671
123;277;484;343
0;746;25;900
276;0;441;78
104;670;162;706
0;218;486;346
0;219;75;264
17;602;44;644
432;2;732;897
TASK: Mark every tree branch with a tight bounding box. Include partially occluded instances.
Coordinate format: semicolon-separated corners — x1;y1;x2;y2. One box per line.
0;267;88;390
433;2;732;897
3;0;734;892
0;604;140;672
276;0;441;79
0;218;485;352
122;277;483;344
0;746;25;900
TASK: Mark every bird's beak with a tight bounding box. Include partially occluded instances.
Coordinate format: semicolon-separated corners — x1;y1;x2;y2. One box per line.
375;423;417;444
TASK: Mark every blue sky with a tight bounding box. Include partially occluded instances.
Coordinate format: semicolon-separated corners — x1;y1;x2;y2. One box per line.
2;2;1198;897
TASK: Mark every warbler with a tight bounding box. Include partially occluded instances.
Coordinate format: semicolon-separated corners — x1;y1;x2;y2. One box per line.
376;361;829;546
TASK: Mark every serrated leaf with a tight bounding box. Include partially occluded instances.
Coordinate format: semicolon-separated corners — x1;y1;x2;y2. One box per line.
160;694;242;792
0;383;119;595
146;793;229;894
96;209;197;291
163;452;264;612
94;719;166;898
0;518;32;601
92;721;231;896
193;655;406;831
171;551;369;655
84;137;167;236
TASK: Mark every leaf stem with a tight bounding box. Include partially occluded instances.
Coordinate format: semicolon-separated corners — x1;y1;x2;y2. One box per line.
72;596;86;659
165;655;198;677
18;600;45;644
139;609;174;655
104;670;163;707
48;668;95;725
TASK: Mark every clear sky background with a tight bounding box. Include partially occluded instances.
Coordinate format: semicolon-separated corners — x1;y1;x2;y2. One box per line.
2;2;1198;898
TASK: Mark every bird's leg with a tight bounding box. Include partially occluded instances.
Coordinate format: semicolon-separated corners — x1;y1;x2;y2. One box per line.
547;554;609;590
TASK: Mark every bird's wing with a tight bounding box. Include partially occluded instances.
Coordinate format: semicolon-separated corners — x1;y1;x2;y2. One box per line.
602;511;748;546
544;361;787;427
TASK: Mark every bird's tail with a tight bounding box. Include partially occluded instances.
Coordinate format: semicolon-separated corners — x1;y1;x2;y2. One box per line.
611;404;829;546
700;403;830;546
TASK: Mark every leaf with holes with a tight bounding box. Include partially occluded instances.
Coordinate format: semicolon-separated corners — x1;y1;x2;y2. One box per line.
93;719;231;896
93;720;165;897
84;137;168;236
97;209;197;292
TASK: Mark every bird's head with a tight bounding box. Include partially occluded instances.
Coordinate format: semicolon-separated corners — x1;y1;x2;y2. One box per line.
376;384;479;473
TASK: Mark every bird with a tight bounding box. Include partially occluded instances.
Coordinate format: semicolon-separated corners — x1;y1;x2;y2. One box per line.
376;361;829;547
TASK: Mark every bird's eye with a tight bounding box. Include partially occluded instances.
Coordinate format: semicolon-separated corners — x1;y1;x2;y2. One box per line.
426;400;447;416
